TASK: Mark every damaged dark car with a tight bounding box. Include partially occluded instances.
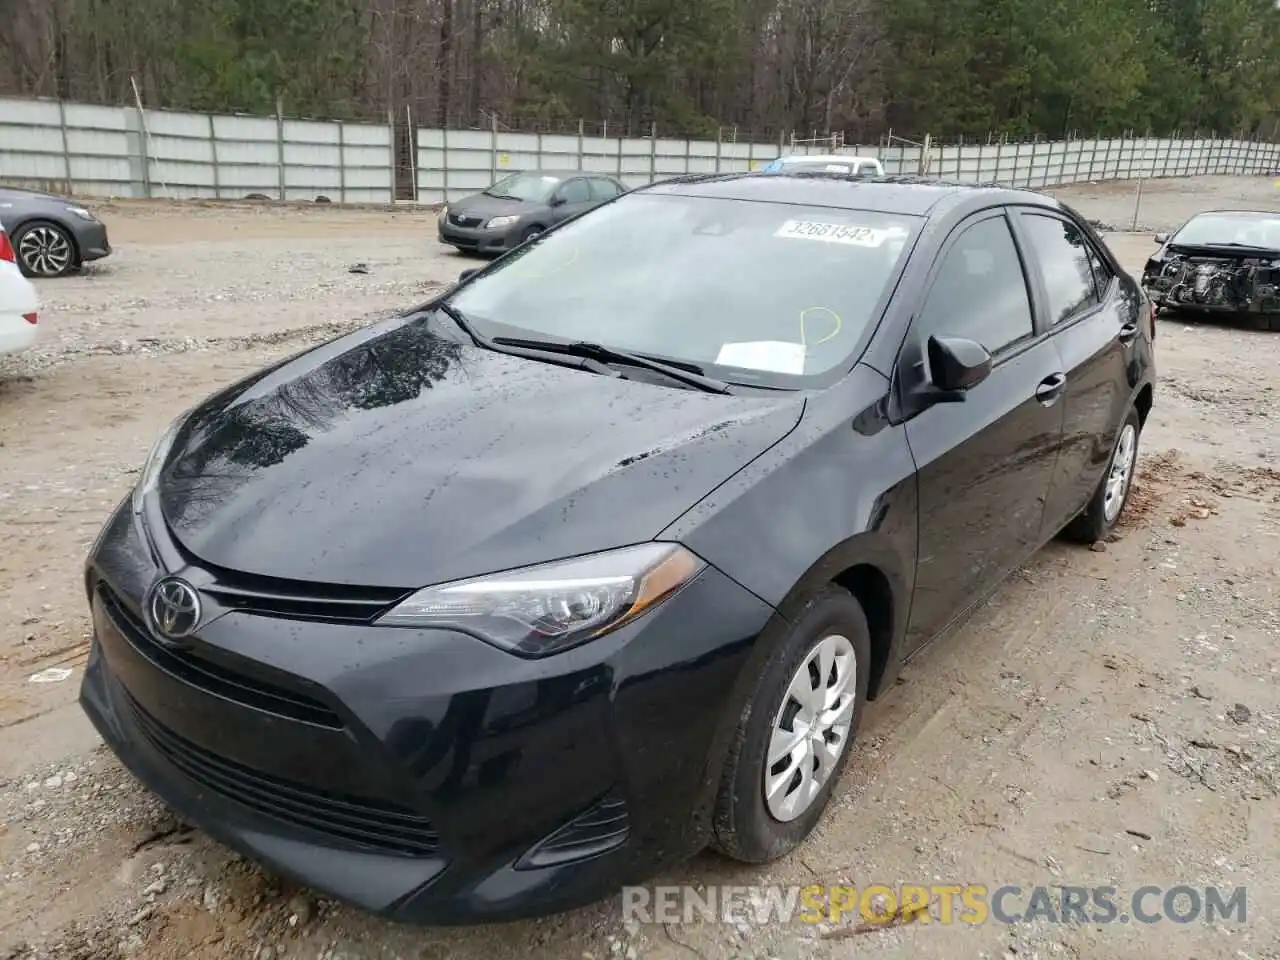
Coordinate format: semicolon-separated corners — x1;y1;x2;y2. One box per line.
1142;210;1280;330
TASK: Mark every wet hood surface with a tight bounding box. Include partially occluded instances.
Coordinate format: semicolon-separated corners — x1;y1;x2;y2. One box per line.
158;315;804;588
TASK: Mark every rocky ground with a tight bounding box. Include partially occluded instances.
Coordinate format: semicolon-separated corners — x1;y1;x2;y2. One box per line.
1;176;1278;960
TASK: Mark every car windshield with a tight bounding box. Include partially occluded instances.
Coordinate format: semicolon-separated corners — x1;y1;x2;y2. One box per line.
446;193;919;385
1173;213;1280;248
485;172;562;202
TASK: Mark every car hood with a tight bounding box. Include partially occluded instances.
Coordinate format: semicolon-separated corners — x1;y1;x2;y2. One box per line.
449;193;535;218
157;314;805;588
0;188;66;206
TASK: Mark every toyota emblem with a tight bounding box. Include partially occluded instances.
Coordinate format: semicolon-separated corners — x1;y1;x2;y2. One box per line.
147;577;202;640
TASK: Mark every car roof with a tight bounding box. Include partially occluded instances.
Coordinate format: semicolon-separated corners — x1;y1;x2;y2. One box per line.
506;169;613;180
638;172;1060;218
777;154;880;164
1184;209;1279;219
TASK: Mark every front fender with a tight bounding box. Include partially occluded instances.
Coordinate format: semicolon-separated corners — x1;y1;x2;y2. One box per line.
662;366;919;689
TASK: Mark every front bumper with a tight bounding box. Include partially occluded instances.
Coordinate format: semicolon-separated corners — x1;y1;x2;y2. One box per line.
80;499;773;924
437;217;523;254
73;220;111;262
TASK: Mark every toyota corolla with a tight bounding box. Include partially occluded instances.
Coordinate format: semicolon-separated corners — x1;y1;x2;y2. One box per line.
81;173;1155;925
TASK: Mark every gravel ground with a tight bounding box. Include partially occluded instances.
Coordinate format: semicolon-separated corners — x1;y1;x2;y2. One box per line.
0;177;1278;960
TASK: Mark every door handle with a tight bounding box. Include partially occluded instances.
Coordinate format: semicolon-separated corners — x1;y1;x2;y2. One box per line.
1035;373;1067;405
1118;322;1139;344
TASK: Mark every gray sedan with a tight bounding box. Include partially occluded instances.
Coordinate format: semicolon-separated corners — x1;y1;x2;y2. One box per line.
438;170;627;255
0;187;113;277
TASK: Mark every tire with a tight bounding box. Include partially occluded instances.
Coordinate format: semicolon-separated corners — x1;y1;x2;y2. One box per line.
711;585;871;863
14;221;78;278
521;225;544;243
1062;406;1142;543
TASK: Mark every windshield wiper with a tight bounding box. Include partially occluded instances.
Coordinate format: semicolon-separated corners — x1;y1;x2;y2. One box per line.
492;337;731;394
432;303;619;378
483;190;520;200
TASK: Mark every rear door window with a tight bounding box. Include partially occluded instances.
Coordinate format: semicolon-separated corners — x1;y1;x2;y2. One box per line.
1019;213;1102;325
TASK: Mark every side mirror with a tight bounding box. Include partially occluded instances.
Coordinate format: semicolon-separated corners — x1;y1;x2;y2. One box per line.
458;268;479;283
1153;233;1168;245
927;335;992;393
549;195;566;207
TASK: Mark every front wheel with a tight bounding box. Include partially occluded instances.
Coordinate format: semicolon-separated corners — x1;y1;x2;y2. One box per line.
14;221;77;278
1063;406;1142;543
711;586;870;863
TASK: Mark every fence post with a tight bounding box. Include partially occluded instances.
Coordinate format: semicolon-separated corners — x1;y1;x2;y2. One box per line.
407;105;417;203
128;77;153;198
993;136;1004;185
1118;131;1128;181
715;126;723;174
490;112;498;184
276;96;287;200
649;122;657;183
747;139;755;172
1100;135;1112;182
577;119;585;171
441;124;450;202
208;113;221;199
56;99;72;194
336;121;345;204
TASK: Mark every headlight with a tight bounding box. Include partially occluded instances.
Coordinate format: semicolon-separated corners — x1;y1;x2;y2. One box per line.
65;205;96;221
131;416;184;514
375;543;705;656
486;215;519;230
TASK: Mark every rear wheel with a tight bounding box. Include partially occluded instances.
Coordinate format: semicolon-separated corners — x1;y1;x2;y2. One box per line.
1062;406;1142;543
711;586;870;863
14;221;77;278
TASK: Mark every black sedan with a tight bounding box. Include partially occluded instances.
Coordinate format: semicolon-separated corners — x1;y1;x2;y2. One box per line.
80;173;1155;925
437;169;627;254
1142;209;1280;330
0;187;112;277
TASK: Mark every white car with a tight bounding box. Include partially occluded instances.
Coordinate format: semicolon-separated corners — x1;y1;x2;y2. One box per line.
0;224;39;356
761;154;886;178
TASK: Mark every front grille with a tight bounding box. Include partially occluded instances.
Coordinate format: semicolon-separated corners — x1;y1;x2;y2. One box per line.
124;692;441;858
195;566;408;625
97;583;343;729
516;795;629;869
450;214;482;227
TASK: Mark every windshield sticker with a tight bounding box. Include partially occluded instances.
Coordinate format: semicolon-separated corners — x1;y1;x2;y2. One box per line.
775;220;888;247
716;341;806;375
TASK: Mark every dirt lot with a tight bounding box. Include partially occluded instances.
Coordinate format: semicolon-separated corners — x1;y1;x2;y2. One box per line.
1;176;1278;960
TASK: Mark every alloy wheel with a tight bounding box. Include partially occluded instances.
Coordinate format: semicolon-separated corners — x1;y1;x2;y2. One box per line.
764;633;857;822
18;226;73;277
1103;423;1138;523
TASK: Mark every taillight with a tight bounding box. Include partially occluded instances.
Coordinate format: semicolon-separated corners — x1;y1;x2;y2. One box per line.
23;312;38;325
0;231;14;264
